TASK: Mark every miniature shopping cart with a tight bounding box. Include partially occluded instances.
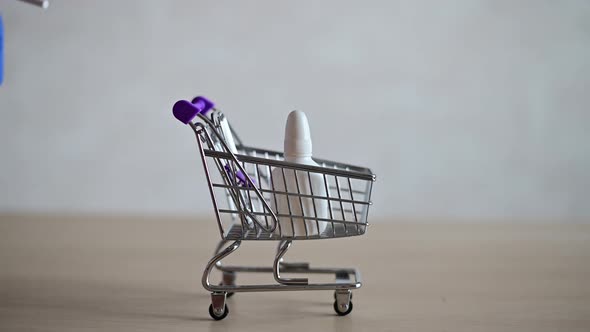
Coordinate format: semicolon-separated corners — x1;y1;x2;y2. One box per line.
172;96;376;320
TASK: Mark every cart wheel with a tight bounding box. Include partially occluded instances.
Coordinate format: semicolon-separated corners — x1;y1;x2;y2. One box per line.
333;301;353;316
218;282;235;298
334;291;353;300
209;303;229;320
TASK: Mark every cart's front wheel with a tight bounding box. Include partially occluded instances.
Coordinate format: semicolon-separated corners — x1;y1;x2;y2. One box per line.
333;301;353;316
209;303;229;320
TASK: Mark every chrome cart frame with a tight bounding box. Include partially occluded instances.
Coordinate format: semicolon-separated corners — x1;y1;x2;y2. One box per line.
173;98;376;320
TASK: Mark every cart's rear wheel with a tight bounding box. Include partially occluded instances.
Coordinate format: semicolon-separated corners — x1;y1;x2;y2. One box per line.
333;301;353;316
209;303;229;320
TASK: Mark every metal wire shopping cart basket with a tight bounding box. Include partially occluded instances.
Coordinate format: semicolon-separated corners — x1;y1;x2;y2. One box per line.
173;97;376;320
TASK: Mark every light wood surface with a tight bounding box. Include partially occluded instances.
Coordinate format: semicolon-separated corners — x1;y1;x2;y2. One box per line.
1;215;589;331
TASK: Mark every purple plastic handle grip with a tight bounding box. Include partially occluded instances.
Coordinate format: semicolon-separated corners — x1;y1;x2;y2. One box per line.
191;96;215;115
172;96;215;124
224;164;257;188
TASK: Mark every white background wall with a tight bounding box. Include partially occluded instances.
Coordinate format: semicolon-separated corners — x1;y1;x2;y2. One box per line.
1;0;589;221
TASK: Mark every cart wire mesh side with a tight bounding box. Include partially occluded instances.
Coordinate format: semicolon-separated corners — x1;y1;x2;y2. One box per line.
192;115;375;241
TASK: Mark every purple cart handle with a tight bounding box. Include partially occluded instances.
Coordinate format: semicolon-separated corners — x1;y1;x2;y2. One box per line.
224;164;257;188
172;96;215;124
191;96;214;115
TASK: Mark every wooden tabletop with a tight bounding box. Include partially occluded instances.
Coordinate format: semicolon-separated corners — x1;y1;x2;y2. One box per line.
1;215;589;331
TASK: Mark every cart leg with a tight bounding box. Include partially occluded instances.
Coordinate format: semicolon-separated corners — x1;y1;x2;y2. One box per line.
273;240;308;285
276;240;310;270
202;240;241;292
212;240;237;297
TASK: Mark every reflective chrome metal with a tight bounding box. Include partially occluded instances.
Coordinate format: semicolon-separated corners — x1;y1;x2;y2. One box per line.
335;289;352;311
274;240;308;285
184;110;376;317
210;292;227;315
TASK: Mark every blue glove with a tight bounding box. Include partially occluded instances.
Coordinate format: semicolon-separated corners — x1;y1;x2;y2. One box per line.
0;15;4;85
